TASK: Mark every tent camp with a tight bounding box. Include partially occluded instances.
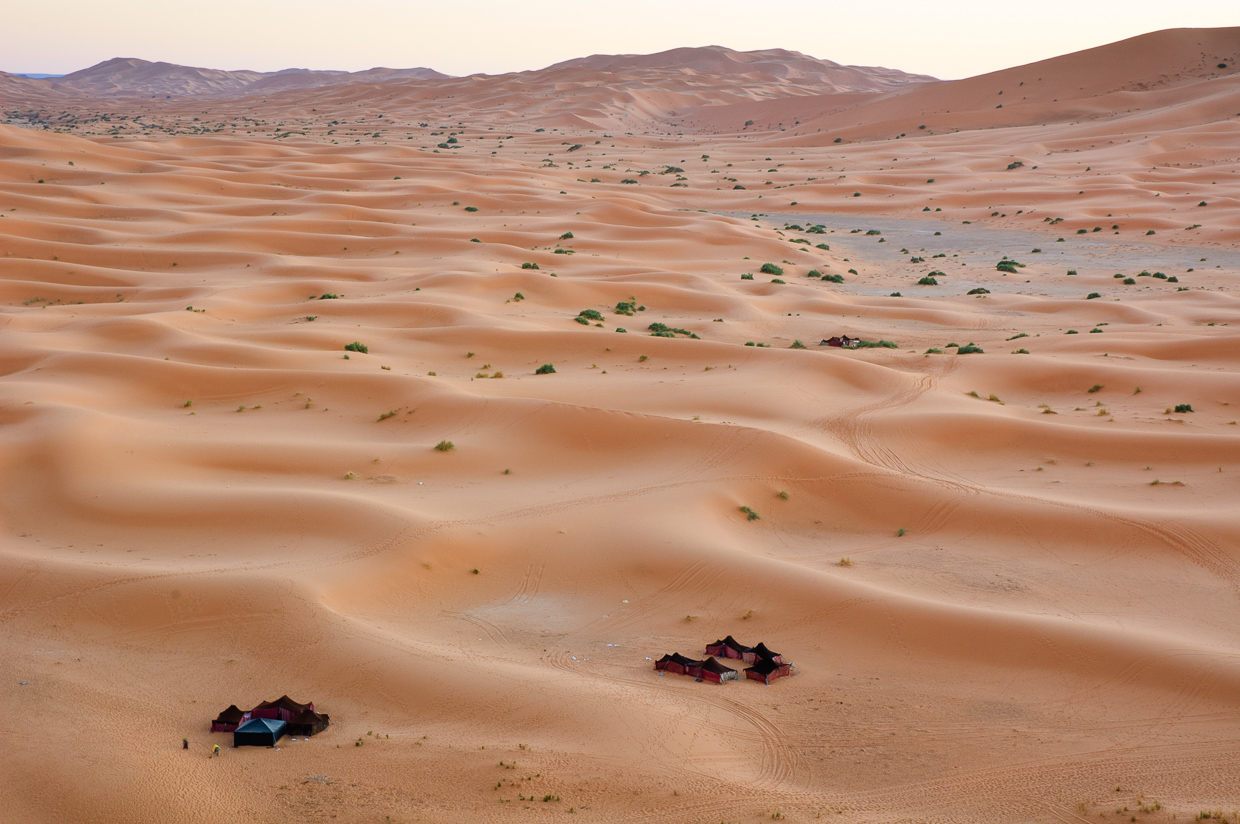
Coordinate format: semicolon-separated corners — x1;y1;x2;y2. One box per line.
209;704;248;733
697;656;740;684
287;709;330;737
745;657;792;685
705;636;751;661
234;717;287;747
251;695;315;722
747;642;783;664
654;652;703;676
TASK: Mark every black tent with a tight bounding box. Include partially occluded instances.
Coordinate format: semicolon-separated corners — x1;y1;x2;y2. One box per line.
287;709;330;737
210;704;246;732
750;642;783;663
234;716;287;747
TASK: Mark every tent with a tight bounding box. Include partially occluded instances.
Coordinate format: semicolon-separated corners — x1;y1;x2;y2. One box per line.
251;695;315;722
654;652;702;677
209;704;248;733
697;656;739;684
287;709;330;737
745;657;792;685
705;636;750;661
746;642;783;664
234;716;287;747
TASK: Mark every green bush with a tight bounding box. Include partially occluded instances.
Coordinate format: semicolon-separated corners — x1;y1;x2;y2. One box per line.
319;293;339;300
521;262;539;270
1086;292;1101;299
739;506;760;521
996;260;1025;273
434;440;454;452
578;309;604;321
1174;404;1194;413
345;341;368;354
918;276;939;286
957;344;984;354
759;263;784;276
535;363;556;375
560;231;574;240
968;287;990;295
464;206;478;212
823;273;844;283
740;273;754;280
789;340;807;349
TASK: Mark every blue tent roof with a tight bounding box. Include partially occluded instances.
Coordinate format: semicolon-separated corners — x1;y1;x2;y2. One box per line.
236;717;286;734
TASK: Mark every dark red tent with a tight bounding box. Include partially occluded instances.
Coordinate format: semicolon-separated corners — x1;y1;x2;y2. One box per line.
209;704;248;733
252;695;315;722
698;656;739;684
287;709;330;737
745;657;792;685
705;636;751;661
654;652;702;677
747;642;783;664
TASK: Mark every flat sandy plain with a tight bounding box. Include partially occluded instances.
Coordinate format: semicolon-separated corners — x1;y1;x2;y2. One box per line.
1;28;1240;824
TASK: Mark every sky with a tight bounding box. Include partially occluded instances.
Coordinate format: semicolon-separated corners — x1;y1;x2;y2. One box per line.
3;0;1237;79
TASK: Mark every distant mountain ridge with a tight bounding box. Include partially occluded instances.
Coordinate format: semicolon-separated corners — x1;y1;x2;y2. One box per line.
545;45;937;92
42;57;450;97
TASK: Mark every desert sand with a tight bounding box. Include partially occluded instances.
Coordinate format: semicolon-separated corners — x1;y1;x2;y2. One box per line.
1;28;1239;824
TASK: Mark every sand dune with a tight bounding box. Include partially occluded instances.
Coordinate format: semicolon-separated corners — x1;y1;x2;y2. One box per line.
2;26;1240;824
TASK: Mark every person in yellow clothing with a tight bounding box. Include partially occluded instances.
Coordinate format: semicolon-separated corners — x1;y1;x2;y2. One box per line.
212;745;220;757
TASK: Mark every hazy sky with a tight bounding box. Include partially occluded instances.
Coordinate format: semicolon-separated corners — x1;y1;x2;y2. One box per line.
4;0;1236;79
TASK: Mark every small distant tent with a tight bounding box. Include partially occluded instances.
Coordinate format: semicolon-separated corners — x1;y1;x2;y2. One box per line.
209;704;248;733
747;642;783;664
251;695;315;722
745;657;792;685
705;636;750;661
697;656;739;684
821;336;860;349
287;709;330;737
654;652;702;677
234;716;287;747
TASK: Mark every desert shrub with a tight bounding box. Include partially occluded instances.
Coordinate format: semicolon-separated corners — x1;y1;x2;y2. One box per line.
1088;384;1103;393
823;273;844;283
807;269;822;278
967;287;990;295
918;276;939;286
759;263;784;276
535;363;556;375
1174;404;1194;413
464;206;478;212
521;262;539;270
789;340;807;349
740;273;754;280
770;278;785;284
319;293;339;300
996;260;1025;273
434;440;454;452
574;317;590;325
1007;161;1024;170
345;341;368;354
856;339;898;349
925;348;943;354
739;506;760;521
648;322;698;339
621;179;637;184
1086;292;1101;299
560;231;574;239
958;343;984;354
578;309;603;321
